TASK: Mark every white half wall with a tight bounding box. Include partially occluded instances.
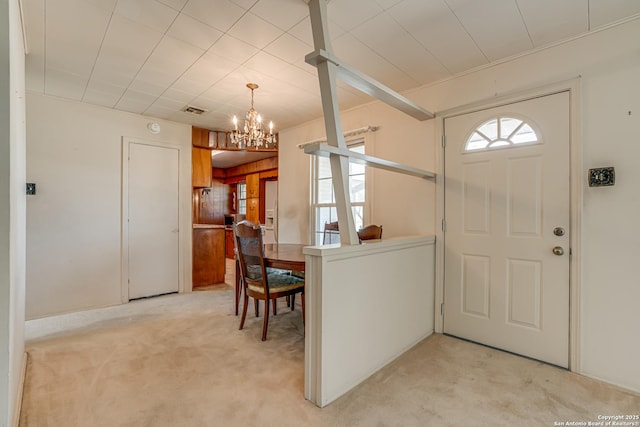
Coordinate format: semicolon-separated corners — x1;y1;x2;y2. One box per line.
1;0;26;424
304;237;435;407
25;94;191;319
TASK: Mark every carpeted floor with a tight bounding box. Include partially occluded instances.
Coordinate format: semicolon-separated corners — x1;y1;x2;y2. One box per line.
20;285;640;427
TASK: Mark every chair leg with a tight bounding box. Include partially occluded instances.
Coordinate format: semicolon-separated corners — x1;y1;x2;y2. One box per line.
235;261;242;316
234;281;240;316
239;294;249;330
286;295;290;307
273;299;277;315
262;298;270;341
301;292;305;328
290;294;295;311
254;299;259;317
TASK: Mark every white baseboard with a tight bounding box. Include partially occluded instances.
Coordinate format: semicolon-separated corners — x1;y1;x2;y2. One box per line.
579;371;640;397
13;352;27;427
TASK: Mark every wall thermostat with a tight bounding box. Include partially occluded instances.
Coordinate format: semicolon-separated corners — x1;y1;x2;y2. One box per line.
588;167;615;187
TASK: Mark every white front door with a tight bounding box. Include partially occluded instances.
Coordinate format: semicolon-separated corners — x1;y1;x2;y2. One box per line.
127;141;180;300
443;92;570;368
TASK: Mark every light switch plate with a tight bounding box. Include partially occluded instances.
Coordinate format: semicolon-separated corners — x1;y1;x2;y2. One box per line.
588;167;615;187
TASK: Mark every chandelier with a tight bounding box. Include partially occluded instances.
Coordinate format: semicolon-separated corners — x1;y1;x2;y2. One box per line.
229;83;277;150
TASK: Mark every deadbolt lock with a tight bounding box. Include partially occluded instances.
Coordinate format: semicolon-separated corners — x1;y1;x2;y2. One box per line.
553;227;565;237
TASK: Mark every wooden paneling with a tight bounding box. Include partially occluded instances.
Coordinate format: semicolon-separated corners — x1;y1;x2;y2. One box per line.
225;229;235;259
259;169;278;180
245;173;260;223
193;180;229;224
246;198;259;223
223;157;278;180
192;127;212;148
192;147;212;188
212;167;226;180
246;173;259;198
193;228;225;287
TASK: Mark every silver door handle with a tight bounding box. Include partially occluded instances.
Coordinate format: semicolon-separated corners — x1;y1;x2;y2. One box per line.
552;246;564;256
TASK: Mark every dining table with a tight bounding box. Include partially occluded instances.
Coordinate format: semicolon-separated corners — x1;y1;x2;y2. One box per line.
234;243;306;315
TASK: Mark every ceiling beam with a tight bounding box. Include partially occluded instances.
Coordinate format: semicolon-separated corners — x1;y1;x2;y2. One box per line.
303;143;436;180
305;49;434;121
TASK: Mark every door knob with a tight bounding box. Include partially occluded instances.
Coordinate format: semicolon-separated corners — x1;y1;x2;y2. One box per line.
552;246;564;256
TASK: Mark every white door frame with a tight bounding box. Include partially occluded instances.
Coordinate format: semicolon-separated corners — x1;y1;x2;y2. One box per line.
434;78;583;372
121;137;191;302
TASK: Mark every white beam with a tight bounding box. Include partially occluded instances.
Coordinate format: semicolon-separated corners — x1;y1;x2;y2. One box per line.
309;0;359;245
303;143;436;180
305;49;434;121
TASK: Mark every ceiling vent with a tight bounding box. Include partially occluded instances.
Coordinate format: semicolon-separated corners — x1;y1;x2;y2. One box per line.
182;105;208;115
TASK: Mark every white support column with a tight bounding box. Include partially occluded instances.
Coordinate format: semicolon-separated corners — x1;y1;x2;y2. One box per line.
306;0;436;245
309;0;358;245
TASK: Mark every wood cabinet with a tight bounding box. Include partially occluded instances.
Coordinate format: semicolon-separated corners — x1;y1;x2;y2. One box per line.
193;227;225;287
192;127;212;148
246;173;259;198
246;197;259;223
242;172;260;223
193;181;229;224
192;147;212;188
225;229;235;259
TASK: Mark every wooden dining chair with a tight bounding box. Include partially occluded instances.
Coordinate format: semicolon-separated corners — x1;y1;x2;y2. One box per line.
357;224;383;242
322;221;340;244
234;220;305;341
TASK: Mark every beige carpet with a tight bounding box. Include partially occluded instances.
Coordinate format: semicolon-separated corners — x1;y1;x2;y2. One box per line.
20;286;640;426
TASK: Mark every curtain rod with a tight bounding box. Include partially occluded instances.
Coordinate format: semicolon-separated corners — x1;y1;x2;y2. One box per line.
297;126;378;148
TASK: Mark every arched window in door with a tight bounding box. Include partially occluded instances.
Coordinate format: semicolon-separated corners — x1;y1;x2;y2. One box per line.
464;116;539;152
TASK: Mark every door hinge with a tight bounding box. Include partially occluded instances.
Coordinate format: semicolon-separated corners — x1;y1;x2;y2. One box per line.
441;303;444;315
442;135;447;148
442;219;447;232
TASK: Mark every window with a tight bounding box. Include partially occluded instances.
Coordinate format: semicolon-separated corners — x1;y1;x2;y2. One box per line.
237;182;247;215
311;140;366;245
464;116;539;152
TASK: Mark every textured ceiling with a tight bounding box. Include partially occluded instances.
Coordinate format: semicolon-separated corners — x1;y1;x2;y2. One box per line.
22;0;640;135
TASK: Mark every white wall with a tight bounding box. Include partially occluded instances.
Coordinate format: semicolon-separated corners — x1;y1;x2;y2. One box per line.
279;104;436;244
414;18;640;394
1;0;26;424
280;18;640;393
26;94;191;319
